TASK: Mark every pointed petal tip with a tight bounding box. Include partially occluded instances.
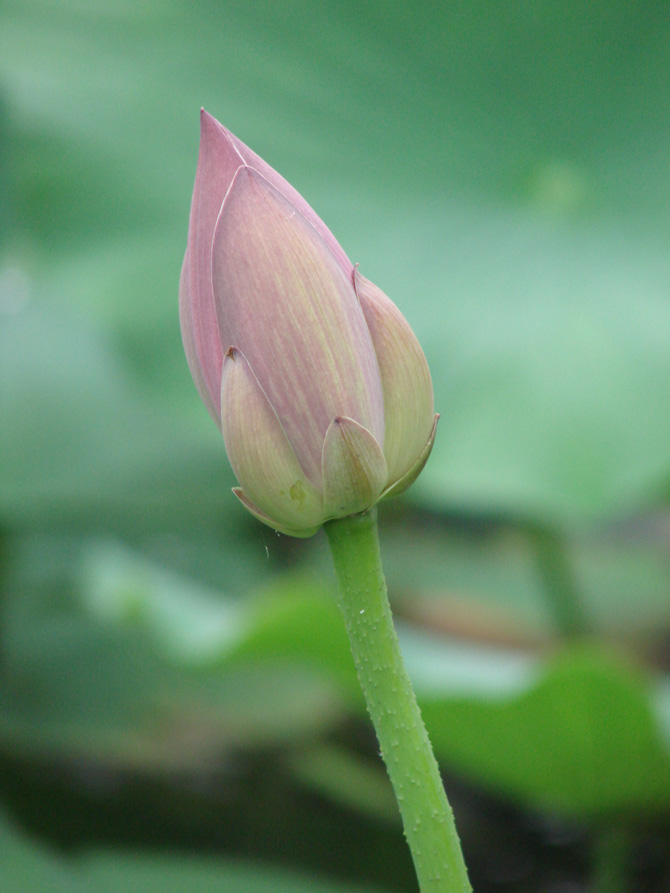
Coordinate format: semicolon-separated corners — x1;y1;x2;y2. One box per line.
353;264;367;300
199;107;216;133
198;109;236;155
200;107;220;126
321;416;388;519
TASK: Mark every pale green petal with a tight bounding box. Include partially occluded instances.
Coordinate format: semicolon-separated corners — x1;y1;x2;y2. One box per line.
321;417;388;518
221;348;324;534
355;270;434;487
232;488;323;538
380;414;439;501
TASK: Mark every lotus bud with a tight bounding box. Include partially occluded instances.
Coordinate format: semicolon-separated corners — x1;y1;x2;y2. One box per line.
180;110;438;536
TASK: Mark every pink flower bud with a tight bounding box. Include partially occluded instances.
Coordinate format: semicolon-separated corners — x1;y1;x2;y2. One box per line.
180;110;437;536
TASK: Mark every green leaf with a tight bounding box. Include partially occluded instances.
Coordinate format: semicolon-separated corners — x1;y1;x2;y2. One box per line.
420;644;670;817
5;538;670;820
76;544;670;818
0;540;345;769
79;542;361;696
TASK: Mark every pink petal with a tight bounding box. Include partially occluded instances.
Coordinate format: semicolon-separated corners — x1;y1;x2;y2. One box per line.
206;111;353;281
180;111;243;418
212;167;384;485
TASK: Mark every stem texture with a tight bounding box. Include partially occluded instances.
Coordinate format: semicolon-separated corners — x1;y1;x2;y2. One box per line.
325;508;471;892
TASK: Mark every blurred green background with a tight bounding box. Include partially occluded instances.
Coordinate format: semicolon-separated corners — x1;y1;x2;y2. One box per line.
1;1;670;890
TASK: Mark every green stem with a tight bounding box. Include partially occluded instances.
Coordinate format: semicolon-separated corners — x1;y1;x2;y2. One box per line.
526;523;590;638
325;508;471;892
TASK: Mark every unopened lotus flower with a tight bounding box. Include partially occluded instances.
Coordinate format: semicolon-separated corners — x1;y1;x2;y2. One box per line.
180;110;437;537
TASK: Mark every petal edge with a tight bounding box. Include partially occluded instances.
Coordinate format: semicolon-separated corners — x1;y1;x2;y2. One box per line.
380;414;439;501
232;488;323;538
355;270;434;486
221;348;324;533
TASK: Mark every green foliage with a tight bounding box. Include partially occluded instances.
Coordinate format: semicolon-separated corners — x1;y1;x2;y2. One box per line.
422;645;670;817
0;813;377;893
1;0;670;524
3;542;669;822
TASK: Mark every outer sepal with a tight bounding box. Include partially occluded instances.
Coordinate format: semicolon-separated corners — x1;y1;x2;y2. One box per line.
232;488;323;538
355;269;434;486
379;414;439;501
221;347;324;534
321;417;388;518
